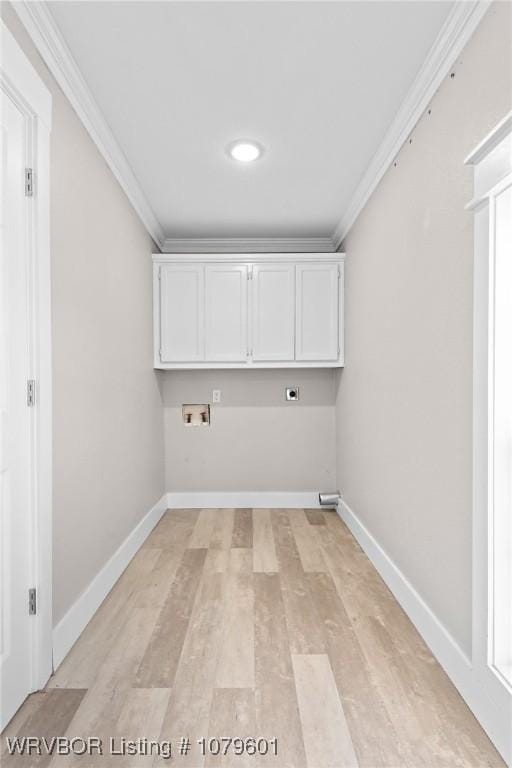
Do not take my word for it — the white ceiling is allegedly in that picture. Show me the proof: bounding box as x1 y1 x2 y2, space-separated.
47 1 454 246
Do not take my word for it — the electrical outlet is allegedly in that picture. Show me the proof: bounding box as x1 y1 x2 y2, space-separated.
212 389 221 403
286 386 299 401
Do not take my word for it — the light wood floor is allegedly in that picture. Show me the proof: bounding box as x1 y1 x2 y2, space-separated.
2 509 504 768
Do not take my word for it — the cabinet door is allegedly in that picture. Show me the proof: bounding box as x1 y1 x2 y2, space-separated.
160 264 204 362
252 264 295 361
205 264 248 361
296 263 339 361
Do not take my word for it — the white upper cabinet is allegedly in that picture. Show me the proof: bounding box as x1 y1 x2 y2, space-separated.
154 255 344 369
159 263 204 362
252 263 295 361
205 264 248 361
295 263 339 361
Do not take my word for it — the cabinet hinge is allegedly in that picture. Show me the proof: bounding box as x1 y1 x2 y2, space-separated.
158 268 161 281
25 168 34 197
337 264 341 279
27 379 36 407
28 588 37 615
247 269 253 280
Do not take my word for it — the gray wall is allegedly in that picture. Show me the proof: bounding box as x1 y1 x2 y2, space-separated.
2 5 165 626
162 369 336 491
335 1 512 655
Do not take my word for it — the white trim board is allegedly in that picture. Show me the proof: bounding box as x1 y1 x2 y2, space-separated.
466 115 512 767
52 494 167 670
1 19 53 702
153 252 345 264
331 0 492 247
337 498 510 763
0 18 51 129
167 491 324 509
161 237 336 254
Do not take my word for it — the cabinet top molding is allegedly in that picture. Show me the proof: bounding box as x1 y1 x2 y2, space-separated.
152 252 345 264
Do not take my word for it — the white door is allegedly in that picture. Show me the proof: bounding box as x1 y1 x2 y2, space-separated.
296 263 339 361
205 264 248 361
160 264 204 362
252 264 295 361
0 93 33 728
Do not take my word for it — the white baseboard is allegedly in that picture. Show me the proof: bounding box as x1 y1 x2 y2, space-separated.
52 493 168 670
166 491 322 509
337 498 510 764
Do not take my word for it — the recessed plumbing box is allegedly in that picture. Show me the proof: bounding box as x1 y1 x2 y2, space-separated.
182 404 210 426
286 386 300 401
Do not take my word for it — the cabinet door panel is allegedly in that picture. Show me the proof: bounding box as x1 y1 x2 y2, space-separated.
252 264 295 361
205 265 248 361
296 263 339 361
160 264 204 362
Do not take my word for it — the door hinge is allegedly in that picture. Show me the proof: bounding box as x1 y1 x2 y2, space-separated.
27 379 36 407
25 168 34 197
28 588 37 615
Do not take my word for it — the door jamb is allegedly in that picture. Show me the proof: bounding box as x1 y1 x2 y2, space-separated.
466 112 512 764
1 19 53 692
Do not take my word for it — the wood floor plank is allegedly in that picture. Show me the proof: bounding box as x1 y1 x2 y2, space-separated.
48 547 162 689
3 507 504 768
1 690 86 767
48 687 126 767
1 691 43 747
189 508 218 548
317 523 431 767
206 689 255 768
254 572 306 768
231 509 253 548
356 613 468 768
317 516 494 768
143 508 199 550
316 516 397 627
369 612 504 767
304 509 326 526
156 572 225 767
271 510 325 654
205 508 235 573
215 549 254 688
292 654 358 768
288 509 327 573
111 688 171 766
135 548 207 687
252 509 278 573
307 571 405 767
46 552 199 766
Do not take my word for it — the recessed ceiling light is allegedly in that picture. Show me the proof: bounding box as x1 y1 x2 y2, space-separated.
227 140 263 163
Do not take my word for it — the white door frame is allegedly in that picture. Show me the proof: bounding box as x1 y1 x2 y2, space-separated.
1 20 53 697
466 111 512 765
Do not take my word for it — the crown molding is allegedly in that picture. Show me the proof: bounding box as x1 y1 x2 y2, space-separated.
12 1 165 250
161 237 336 253
331 0 492 249
12 0 491 254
